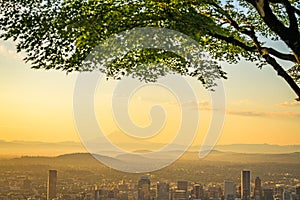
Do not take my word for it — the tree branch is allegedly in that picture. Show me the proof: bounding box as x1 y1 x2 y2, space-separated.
244 0 300 62
281 0 298 31
263 53 300 101
295 7 300 16
266 47 298 63
211 31 297 63
209 2 241 31
207 0 299 64
267 0 300 16
210 33 257 52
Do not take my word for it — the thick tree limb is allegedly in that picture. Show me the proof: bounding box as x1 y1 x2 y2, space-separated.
281 0 298 31
207 1 298 64
266 48 298 63
205 2 300 99
295 8 300 16
263 54 300 100
268 0 300 16
244 0 300 59
211 33 257 52
211 31 297 63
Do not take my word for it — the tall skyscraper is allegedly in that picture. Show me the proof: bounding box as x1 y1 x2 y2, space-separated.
254 177 262 200
224 180 235 200
208 185 222 199
282 190 292 200
177 181 188 200
274 184 284 200
241 170 251 200
194 183 204 200
157 182 169 200
173 190 187 200
295 186 300 200
262 188 274 200
177 181 188 191
47 170 57 200
138 176 150 200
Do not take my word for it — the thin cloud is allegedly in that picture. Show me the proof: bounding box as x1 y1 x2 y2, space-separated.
181 101 211 109
277 101 300 107
227 110 263 117
227 109 300 118
232 99 252 106
163 100 212 110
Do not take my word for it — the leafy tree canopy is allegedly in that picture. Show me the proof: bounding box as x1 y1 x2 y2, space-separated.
0 0 300 99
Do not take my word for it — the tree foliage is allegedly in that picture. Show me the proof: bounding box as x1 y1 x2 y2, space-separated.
0 0 300 99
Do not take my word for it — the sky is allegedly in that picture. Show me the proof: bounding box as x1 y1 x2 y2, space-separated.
0 38 300 151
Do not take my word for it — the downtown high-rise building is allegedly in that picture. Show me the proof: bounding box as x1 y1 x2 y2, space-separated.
254 177 262 200
172 189 187 200
274 184 284 200
177 181 188 200
47 170 57 200
138 176 151 200
241 170 251 200
177 181 188 191
224 180 235 200
262 188 274 200
295 186 300 200
282 190 292 200
208 185 223 199
194 183 204 200
157 182 169 200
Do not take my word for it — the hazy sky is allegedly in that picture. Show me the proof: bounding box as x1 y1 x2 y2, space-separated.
0 39 300 147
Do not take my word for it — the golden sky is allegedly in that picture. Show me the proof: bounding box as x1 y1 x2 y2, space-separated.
0 40 300 148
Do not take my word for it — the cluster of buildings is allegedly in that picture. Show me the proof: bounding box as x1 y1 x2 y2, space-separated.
42 169 300 200
133 170 300 200
0 169 299 200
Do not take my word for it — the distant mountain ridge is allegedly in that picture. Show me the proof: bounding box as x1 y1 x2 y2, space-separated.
2 151 299 165
214 143 300 154
0 140 300 157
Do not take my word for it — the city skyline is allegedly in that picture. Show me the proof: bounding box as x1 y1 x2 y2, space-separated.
0 147 298 199
1 167 299 200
